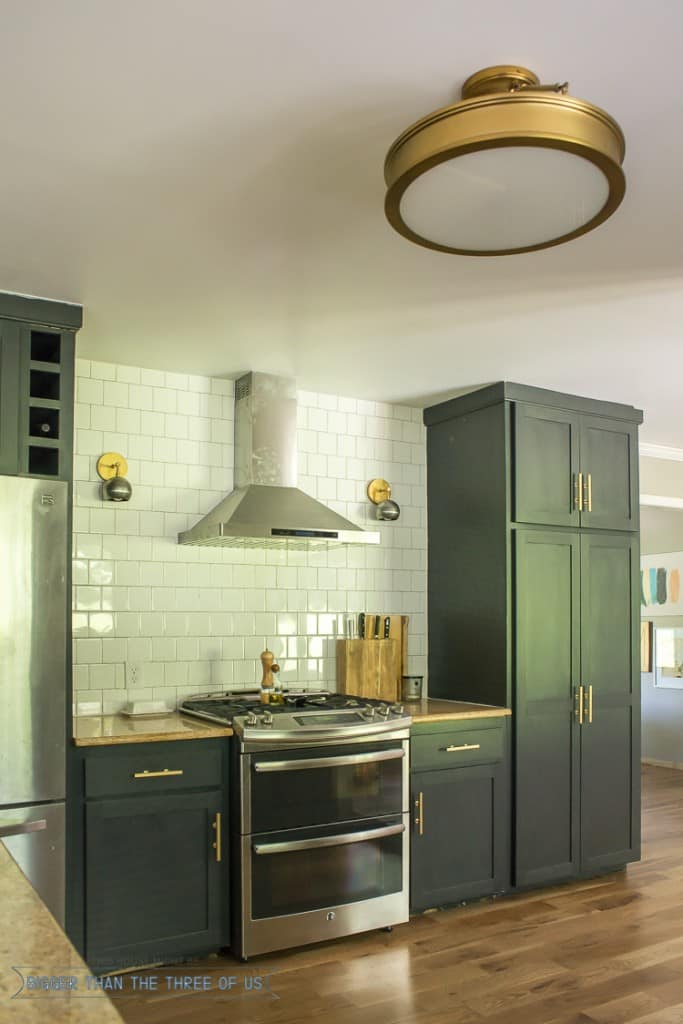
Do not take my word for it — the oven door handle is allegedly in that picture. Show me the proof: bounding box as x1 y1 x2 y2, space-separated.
252 822 405 855
252 749 404 773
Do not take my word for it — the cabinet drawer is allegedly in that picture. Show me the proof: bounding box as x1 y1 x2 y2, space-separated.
84 742 223 798
411 725 504 771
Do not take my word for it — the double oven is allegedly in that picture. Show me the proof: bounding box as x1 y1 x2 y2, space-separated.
233 723 410 959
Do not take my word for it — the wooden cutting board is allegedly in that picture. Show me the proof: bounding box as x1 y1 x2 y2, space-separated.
336 639 400 701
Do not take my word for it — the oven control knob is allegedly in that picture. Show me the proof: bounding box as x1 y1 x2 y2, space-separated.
390 704 404 715
261 711 274 726
245 712 258 727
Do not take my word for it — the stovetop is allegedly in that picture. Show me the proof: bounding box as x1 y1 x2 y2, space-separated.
179 690 411 745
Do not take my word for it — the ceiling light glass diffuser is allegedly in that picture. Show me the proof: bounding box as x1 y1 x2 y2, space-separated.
384 65 626 256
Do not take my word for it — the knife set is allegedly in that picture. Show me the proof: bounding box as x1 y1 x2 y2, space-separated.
354 613 391 640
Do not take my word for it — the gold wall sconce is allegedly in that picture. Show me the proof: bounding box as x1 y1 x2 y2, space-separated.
367 478 401 521
97 452 133 502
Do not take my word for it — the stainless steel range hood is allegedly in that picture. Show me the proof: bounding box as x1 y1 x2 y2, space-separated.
178 373 380 548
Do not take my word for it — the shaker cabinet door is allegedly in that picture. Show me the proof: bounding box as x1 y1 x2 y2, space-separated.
0 322 20 474
85 790 225 972
513 403 581 528
514 529 582 886
579 416 639 532
579 533 640 872
410 763 508 911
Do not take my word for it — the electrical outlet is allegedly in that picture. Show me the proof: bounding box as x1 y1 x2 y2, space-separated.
125 662 141 687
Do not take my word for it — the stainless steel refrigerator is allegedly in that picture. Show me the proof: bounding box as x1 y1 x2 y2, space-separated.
0 476 67 925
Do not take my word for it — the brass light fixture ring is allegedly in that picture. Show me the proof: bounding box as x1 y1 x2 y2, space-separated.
367 478 392 504
96 452 129 481
384 71 626 256
385 92 625 168
461 64 540 98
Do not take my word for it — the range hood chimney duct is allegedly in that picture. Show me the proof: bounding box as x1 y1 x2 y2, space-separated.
178 372 380 548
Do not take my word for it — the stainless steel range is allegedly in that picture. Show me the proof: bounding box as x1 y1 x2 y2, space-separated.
180 691 412 959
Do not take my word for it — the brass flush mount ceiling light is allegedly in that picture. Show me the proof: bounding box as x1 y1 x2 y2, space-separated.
384 65 626 255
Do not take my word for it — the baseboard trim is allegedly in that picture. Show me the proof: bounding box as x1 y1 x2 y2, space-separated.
640 494 683 509
642 758 683 770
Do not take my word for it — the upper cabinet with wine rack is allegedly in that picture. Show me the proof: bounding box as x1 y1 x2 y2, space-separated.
0 293 82 480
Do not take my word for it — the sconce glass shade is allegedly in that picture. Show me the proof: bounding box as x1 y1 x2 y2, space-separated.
377 499 401 521
103 475 132 502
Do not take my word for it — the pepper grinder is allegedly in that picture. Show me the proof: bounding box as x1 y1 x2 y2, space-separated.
259 649 280 705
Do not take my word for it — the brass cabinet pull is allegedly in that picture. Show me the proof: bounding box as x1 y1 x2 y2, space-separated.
441 743 481 753
212 812 222 862
573 472 583 511
576 685 584 725
587 685 593 724
582 472 593 512
414 792 424 836
133 769 184 779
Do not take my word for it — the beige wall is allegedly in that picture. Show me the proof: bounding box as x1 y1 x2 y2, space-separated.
639 456 683 765
641 507 683 554
640 455 683 499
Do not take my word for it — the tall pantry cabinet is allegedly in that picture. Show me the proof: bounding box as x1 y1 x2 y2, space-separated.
423 383 643 887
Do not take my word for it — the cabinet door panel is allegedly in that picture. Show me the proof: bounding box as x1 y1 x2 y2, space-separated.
515 529 581 886
411 762 508 911
514 404 580 528
580 416 638 531
0 323 20 474
580 533 640 871
86 790 224 971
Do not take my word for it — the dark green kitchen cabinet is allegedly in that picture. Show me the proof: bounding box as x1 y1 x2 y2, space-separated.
68 738 228 974
514 529 581 886
514 403 638 532
514 403 581 529
424 382 642 891
0 322 20 474
578 416 639 532
515 529 639 886
85 789 224 972
0 294 81 481
579 532 640 873
410 719 510 910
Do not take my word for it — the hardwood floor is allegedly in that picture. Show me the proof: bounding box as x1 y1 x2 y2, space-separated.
113 765 683 1024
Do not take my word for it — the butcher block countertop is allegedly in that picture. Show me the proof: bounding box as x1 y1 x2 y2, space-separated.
0 842 124 1022
72 701 508 745
73 711 232 746
409 699 511 724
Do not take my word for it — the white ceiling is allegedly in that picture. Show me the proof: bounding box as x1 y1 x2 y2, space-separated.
1 1 682 442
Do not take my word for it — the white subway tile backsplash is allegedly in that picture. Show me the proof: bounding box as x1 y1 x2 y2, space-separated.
72 363 427 708
76 638 102 664
77 378 104 406
114 365 139 385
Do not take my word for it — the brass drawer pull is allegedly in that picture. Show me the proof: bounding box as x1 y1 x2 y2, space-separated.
587 684 593 724
583 472 593 512
212 812 222 862
573 472 583 511
576 685 585 725
414 792 424 836
133 769 184 779
441 743 481 753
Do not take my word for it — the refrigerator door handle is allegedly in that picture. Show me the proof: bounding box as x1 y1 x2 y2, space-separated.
0 819 47 838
